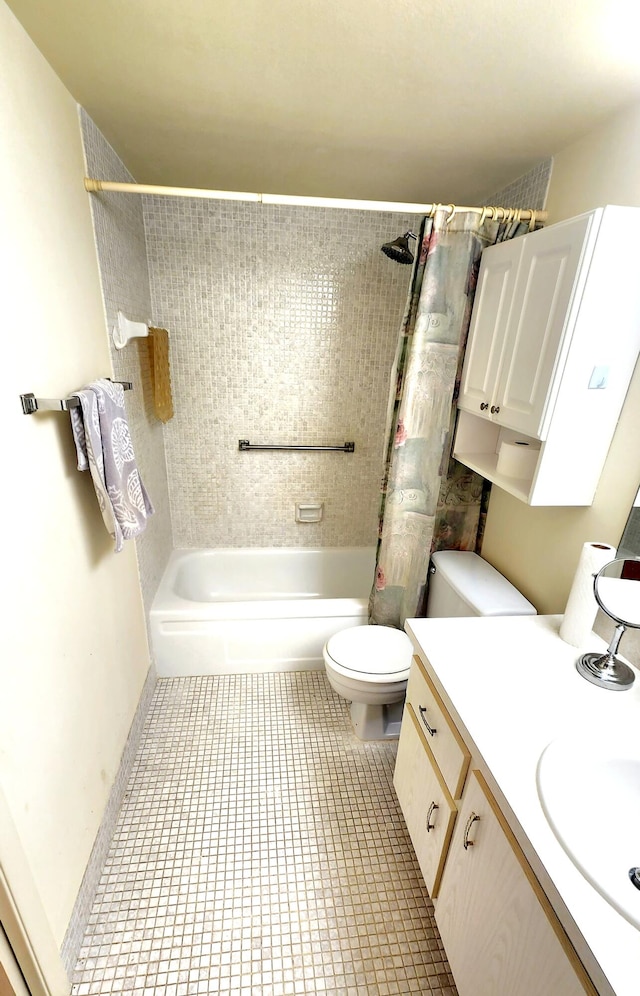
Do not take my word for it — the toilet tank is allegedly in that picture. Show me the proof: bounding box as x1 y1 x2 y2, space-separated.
425 551 536 618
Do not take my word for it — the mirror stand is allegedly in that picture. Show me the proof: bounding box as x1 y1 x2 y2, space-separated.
577 622 636 690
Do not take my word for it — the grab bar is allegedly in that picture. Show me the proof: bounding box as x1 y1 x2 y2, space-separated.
239 439 355 453
20 381 133 414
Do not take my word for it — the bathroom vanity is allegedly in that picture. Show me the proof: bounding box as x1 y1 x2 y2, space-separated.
396 614 640 996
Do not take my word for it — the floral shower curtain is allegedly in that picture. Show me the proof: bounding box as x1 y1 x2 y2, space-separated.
369 208 531 628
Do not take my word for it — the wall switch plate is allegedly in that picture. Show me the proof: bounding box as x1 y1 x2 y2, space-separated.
588 365 610 389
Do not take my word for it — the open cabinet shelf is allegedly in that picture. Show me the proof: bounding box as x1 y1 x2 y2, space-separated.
453 411 537 503
453 450 532 503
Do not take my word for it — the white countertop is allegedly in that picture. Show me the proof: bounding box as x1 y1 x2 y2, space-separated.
405 614 640 996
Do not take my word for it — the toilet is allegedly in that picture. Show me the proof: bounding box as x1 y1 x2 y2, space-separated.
323 550 536 740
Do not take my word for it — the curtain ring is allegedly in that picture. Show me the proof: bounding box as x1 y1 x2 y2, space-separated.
479 206 488 226
528 210 537 232
446 204 456 225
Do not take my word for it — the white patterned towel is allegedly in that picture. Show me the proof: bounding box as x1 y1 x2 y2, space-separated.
69 379 154 552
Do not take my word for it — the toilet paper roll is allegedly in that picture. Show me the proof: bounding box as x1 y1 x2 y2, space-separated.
559 541 617 648
496 439 540 478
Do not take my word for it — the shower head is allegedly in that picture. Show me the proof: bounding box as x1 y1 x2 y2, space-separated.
381 231 418 264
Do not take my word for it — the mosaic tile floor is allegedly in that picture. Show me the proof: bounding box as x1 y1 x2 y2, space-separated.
72 672 457 996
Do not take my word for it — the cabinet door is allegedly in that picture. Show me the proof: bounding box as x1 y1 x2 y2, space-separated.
435 770 594 996
394 706 457 898
458 238 523 418
495 213 595 438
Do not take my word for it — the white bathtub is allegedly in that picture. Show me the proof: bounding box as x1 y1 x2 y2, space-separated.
150 547 376 676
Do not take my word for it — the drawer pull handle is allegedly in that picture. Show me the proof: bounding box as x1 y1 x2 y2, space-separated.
490 405 500 414
426 801 439 832
463 812 480 850
418 705 437 737
480 402 489 411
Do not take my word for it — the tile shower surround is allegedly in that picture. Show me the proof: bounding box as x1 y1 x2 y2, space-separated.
482 159 552 213
80 110 173 622
72 671 457 996
143 198 415 548
80 100 550 555
143 159 551 550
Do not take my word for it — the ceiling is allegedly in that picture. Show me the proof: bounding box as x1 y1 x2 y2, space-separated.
7 0 640 203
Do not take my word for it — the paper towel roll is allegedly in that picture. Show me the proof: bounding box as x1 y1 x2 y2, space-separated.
559 542 617 648
496 439 540 478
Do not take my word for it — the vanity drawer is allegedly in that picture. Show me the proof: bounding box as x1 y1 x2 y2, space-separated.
406 655 470 800
394 704 457 898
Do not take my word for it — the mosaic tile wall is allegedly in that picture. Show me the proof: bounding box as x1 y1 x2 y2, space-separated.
81 111 172 620
482 158 553 212
143 198 414 548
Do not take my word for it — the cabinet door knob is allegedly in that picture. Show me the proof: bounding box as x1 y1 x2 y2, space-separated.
418 705 437 737
463 812 480 850
490 405 500 414
480 402 489 411
426 801 439 832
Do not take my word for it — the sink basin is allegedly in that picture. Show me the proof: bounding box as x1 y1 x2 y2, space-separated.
537 733 640 930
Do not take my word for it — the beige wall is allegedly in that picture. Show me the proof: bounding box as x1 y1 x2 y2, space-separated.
0 0 151 947
482 101 640 613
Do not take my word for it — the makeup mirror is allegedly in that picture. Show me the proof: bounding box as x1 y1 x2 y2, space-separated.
577 558 640 690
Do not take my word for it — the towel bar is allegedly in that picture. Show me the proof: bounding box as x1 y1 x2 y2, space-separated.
20 381 133 415
239 439 355 452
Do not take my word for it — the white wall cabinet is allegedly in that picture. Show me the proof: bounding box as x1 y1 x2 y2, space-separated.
454 206 640 505
394 656 597 996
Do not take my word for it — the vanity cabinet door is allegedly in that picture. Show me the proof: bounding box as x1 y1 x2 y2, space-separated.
394 705 456 898
435 770 595 996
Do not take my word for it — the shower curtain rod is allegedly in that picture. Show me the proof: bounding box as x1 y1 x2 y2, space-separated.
83 178 547 224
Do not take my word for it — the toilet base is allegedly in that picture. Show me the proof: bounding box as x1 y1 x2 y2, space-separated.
349 699 405 741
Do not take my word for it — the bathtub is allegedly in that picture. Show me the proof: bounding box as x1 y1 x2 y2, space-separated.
150 547 376 676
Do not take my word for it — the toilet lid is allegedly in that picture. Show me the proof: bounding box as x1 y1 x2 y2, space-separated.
326 625 413 676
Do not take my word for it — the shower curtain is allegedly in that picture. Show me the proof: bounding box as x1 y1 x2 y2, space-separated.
369 208 531 628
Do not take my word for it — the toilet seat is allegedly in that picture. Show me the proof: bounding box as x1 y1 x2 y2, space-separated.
324 625 413 682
